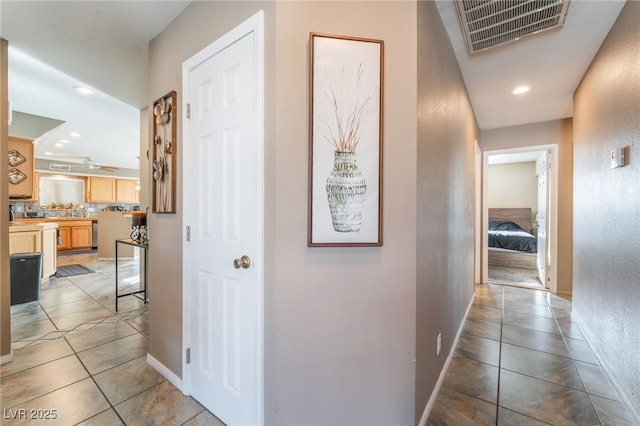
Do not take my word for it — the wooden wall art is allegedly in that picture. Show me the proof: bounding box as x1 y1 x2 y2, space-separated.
152 91 177 213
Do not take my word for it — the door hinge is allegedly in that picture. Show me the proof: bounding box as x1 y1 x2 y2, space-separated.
186 226 191 242
186 348 191 364
186 103 191 119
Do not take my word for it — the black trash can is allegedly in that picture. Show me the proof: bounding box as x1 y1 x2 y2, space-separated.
10 252 43 305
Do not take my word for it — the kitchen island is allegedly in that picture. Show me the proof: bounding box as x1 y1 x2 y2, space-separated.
97 212 134 259
9 222 58 280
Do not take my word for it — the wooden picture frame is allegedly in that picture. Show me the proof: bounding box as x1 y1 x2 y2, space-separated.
308 33 384 247
152 91 177 213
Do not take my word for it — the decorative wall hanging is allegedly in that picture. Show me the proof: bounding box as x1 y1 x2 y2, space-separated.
152 91 177 213
8 168 27 185
8 150 27 184
8 150 26 167
308 33 384 247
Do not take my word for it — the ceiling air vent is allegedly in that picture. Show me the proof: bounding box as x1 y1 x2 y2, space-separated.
455 0 570 54
49 163 72 172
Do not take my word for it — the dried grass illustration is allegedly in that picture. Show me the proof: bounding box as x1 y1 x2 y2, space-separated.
323 63 376 153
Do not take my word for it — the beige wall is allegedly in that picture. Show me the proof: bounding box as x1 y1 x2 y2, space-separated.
271 2 417 424
149 1 417 423
573 0 640 413
481 119 573 293
1 38 10 360
488 162 538 221
415 1 478 420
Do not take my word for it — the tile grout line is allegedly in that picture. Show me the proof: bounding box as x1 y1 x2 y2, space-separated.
545 294 607 426
493 284 563 426
65 325 159 426
494 285 504 425
10 309 148 349
67 333 129 426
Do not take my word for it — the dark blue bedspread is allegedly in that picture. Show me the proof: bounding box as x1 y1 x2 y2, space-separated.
488 220 537 253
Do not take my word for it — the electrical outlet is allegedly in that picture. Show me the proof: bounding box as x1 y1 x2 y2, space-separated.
436 333 442 356
16 206 23 212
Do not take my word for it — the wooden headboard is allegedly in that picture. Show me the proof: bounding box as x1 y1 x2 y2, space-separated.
489 208 532 232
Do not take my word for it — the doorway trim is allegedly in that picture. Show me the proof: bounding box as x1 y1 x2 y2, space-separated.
180 10 264 423
482 144 558 293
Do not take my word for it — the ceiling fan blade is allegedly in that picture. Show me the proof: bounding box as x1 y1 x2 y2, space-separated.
99 166 120 172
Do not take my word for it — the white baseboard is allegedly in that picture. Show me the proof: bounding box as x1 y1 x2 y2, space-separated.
1 351 14 365
418 292 476 426
146 353 184 393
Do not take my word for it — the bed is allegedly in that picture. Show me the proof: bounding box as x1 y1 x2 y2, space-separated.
488 208 537 270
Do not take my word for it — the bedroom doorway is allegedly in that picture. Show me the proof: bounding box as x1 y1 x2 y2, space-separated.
482 145 558 293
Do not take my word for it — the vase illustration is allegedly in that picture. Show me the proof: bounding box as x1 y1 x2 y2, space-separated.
326 151 367 232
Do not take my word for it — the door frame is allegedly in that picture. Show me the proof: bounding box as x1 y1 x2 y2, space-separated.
181 10 264 423
481 144 558 293
474 139 482 285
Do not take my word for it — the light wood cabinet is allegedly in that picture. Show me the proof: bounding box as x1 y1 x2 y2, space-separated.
8 137 35 199
116 179 138 203
87 177 116 202
57 226 72 250
41 226 58 278
31 172 40 201
9 229 41 253
71 224 92 248
57 220 93 251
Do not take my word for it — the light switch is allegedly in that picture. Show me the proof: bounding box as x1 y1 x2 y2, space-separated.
611 148 625 168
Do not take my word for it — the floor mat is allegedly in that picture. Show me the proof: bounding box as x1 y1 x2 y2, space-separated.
54 264 95 278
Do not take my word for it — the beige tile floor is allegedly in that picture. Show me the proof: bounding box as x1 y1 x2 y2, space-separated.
1 253 224 425
4 255 638 425
428 284 639 426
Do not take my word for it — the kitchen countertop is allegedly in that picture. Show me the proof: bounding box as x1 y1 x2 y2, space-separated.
9 222 58 231
14 217 95 222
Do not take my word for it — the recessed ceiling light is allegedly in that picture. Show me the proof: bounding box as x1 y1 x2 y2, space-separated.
68 132 81 138
59 139 71 144
74 86 94 95
512 86 530 95
44 151 53 156
54 143 64 148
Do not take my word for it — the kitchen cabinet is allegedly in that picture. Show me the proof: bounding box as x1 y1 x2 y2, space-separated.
31 172 40 201
57 220 93 251
41 226 58 278
9 229 41 253
87 176 116 202
116 179 138 203
71 224 92 248
57 226 71 250
8 137 35 199
9 222 58 280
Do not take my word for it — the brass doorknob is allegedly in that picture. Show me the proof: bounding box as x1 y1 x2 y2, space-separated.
233 255 251 269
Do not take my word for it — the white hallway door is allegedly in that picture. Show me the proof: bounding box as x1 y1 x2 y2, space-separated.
183 12 263 426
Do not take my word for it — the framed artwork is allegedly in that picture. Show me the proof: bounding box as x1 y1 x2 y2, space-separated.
308 33 384 247
152 91 177 213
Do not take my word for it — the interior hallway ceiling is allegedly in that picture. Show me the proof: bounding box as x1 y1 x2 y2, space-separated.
0 0 627 170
